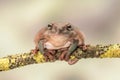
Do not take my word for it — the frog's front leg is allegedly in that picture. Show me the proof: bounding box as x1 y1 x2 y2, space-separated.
38 40 45 54
65 39 79 61
59 39 79 64
31 40 45 54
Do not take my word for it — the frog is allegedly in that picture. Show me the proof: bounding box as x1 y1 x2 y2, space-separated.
32 22 86 65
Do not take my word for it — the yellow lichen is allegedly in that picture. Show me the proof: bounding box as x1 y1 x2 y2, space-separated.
70 55 76 60
11 58 16 63
22 54 27 59
100 44 120 58
33 51 45 63
0 58 9 71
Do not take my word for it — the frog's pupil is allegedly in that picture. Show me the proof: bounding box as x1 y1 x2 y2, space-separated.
67 25 72 31
48 24 52 30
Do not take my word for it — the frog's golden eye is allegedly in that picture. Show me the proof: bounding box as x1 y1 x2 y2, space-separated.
47 24 53 30
66 25 73 31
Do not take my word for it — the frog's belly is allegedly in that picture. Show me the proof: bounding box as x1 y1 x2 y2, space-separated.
44 41 71 49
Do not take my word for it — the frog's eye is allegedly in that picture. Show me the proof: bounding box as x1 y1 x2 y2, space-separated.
66 25 73 31
47 24 53 30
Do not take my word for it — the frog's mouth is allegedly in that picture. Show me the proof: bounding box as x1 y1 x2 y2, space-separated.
44 41 71 49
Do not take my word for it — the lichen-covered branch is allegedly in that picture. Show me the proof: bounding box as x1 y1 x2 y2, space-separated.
0 44 120 71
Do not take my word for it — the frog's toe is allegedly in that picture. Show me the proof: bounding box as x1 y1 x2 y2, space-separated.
59 50 67 60
68 58 79 65
31 49 38 54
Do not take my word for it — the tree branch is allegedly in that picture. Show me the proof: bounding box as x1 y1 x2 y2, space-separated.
0 44 120 71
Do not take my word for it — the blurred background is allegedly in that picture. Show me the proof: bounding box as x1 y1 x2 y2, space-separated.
0 0 120 80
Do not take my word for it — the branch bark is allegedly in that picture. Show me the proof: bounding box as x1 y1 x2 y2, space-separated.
0 44 120 71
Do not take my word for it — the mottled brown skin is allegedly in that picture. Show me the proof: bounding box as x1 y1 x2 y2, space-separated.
32 23 85 65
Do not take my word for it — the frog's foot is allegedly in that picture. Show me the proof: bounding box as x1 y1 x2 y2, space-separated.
44 50 55 62
79 44 87 51
64 54 71 61
48 50 56 55
31 48 39 54
68 58 79 65
59 50 68 60
44 53 53 61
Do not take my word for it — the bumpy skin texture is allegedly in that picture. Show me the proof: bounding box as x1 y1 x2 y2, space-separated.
32 23 85 65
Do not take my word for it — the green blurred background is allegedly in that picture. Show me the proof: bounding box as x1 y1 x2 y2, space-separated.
0 0 120 80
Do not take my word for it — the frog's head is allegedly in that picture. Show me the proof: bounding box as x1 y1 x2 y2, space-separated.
46 23 75 36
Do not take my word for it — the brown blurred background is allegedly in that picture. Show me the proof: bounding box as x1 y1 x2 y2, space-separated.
0 0 120 80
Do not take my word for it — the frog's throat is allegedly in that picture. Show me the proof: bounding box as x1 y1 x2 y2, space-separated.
44 41 71 49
